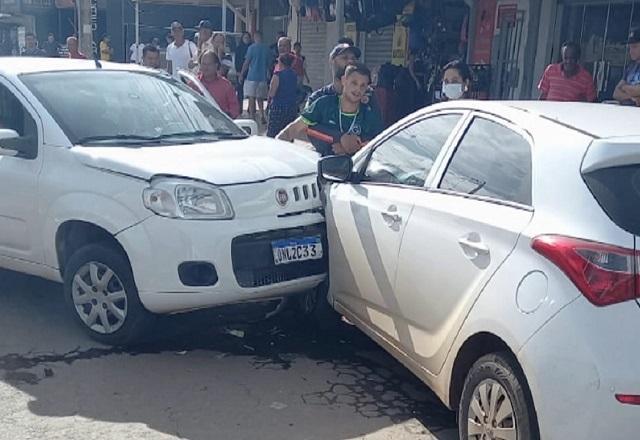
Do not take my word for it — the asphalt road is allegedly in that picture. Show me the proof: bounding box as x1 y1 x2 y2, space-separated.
0 269 459 440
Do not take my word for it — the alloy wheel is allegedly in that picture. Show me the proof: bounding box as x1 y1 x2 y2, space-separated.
71 261 128 334
467 379 517 440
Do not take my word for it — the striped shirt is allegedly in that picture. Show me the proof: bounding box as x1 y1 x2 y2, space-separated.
538 63 597 102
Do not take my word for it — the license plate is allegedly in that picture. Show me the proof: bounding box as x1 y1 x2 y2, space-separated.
272 236 323 265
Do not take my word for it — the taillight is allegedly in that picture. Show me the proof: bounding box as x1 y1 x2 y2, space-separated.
532 235 639 307
615 394 640 405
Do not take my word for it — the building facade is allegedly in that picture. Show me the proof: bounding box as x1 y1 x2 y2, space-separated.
465 0 640 100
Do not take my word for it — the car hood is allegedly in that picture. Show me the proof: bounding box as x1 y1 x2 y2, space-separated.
71 137 320 185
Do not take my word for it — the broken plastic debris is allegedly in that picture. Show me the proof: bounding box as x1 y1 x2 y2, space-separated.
175 350 188 355
270 401 288 410
225 329 245 338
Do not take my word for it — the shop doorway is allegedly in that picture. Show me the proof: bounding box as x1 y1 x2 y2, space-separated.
559 1 640 101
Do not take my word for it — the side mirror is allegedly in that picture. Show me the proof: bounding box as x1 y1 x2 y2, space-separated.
234 119 258 135
0 129 20 157
318 155 353 184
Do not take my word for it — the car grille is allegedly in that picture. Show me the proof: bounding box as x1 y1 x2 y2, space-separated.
231 224 327 288
291 182 319 202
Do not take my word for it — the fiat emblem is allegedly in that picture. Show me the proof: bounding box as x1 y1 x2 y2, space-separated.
275 189 289 207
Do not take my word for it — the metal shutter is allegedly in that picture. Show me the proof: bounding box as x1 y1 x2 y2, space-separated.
300 20 328 91
363 25 394 71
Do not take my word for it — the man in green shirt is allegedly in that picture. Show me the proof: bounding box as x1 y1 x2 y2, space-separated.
277 63 383 156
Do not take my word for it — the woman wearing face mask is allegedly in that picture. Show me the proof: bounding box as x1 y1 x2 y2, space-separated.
441 60 472 101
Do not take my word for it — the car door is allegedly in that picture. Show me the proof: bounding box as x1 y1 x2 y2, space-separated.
393 114 535 375
327 112 466 342
0 78 44 264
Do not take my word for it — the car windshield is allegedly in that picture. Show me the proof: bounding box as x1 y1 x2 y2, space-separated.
20 70 247 146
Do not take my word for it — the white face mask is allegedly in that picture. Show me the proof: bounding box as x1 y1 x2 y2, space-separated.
443 83 465 100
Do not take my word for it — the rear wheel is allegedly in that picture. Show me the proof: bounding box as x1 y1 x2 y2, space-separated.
459 352 539 440
63 243 153 345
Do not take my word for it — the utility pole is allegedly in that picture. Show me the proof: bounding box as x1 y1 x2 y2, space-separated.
134 0 140 62
77 0 93 56
336 0 345 40
222 0 228 34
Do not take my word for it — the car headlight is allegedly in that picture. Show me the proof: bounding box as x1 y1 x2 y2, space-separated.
143 178 234 220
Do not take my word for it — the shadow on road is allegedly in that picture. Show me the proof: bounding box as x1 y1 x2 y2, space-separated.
0 269 457 440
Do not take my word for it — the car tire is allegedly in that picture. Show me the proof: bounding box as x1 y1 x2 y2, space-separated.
458 352 539 440
63 243 153 345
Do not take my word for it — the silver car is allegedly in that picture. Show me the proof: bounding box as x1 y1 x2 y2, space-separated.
319 101 640 440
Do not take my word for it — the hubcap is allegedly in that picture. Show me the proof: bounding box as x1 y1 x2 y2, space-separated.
71 262 127 334
467 379 516 440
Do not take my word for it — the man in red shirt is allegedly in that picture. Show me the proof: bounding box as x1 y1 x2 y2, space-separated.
197 50 240 119
273 37 304 83
538 42 597 102
66 36 87 59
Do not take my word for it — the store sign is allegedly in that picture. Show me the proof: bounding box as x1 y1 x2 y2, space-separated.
392 16 408 66
471 0 497 64
91 0 98 56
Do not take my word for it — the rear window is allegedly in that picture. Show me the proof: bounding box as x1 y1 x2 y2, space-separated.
583 165 640 235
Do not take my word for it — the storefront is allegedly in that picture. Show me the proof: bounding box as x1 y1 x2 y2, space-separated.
555 1 640 100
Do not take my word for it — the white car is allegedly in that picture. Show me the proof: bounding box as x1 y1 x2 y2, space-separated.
318 100 640 439
0 58 326 344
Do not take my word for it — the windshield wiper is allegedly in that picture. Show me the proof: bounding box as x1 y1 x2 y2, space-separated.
158 130 248 140
75 134 166 145
76 130 248 146
210 130 249 139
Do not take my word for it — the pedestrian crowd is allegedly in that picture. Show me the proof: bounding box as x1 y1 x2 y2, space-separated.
12 21 640 158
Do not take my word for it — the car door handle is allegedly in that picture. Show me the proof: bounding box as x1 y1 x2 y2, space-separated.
458 235 490 258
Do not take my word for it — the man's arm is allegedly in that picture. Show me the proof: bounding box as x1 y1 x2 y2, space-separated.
622 83 640 98
538 70 550 100
277 117 309 142
303 60 310 84
268 73 280 99
614 79 631 102
239 57 251 82
226 82 241 119
166 46 173 74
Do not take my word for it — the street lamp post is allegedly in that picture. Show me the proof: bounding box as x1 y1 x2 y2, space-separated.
134 0 140 63
77 0 93 56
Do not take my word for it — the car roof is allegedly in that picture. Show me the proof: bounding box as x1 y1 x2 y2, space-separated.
0 56 153 76
431 100 640 139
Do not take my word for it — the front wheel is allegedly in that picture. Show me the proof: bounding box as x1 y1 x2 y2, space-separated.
63 243 153 345
459 352 539 440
